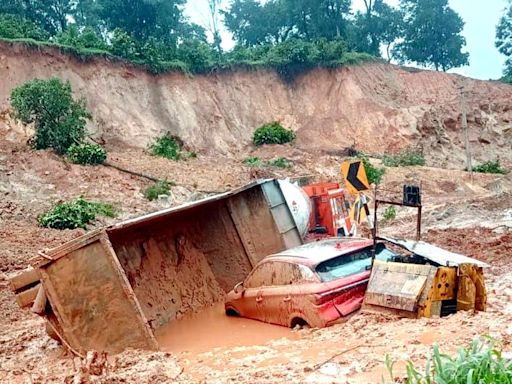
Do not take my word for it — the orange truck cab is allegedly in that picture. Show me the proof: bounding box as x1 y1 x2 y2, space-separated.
302 182 352 238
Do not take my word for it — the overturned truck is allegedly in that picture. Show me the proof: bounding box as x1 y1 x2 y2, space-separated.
10 180 307 354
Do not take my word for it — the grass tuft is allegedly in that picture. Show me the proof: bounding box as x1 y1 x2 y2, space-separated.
472 159 508 174
143 180 174 201
385 338 512 384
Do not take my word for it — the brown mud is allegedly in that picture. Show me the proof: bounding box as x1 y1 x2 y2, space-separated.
156 303 299 354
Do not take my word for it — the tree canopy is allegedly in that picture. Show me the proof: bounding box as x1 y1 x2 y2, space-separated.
0 0 471 75
395 0 469 71
10 78 91 154
496 0 512 81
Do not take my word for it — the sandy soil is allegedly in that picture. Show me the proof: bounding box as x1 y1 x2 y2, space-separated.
2 41 512 169
1 123 512 383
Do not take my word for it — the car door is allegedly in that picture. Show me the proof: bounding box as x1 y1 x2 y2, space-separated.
258 262 290 325
241 262 274 323
261 262 318 326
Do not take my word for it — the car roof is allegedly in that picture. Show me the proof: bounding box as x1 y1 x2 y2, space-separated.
263 238 374 267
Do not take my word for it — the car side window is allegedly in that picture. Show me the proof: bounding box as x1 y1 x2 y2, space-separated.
245 262 319 288
298 264 318 283
245 263 274 288
272 263 318 285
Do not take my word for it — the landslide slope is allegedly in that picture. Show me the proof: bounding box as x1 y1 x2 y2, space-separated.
1 42 512 167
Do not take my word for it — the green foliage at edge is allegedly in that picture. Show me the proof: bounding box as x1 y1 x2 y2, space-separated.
356 153 385 185
0 36 376 78
385 338 512 384
38 197 115 230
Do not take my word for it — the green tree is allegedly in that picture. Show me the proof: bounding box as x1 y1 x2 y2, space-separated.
206 0 223 56
496 0 512 81
0 13 49 40
96 0 187 44
350 0 403 59
378 3 404 61
223 0 352 47
223 0 288 46
110 28 139 60
55 25 107 50
396 0 469 71
177 39 215 72
286 0 351 41
10 78 91 154
0 0 78 35
73 0 105 33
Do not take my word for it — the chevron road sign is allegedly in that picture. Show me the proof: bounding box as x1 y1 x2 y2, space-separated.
341 160 370 195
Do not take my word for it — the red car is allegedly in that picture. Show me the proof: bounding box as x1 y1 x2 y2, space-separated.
225 238 377 328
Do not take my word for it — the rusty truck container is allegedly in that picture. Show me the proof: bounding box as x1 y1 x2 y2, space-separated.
16 179 303 354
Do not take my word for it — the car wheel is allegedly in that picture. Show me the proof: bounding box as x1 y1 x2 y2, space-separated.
225 307 240 317
290 317 309 329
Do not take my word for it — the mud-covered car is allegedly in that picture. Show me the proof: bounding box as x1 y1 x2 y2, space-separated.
225 238 382 328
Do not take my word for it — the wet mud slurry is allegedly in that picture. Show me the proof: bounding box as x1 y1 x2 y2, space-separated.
155 303 300 354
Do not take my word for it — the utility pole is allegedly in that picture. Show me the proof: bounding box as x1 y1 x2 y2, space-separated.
459 82 473 182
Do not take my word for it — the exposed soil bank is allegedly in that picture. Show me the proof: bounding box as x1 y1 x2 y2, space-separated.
1 41 512 167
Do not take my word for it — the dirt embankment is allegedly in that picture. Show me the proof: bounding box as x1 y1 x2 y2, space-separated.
1 41 512 167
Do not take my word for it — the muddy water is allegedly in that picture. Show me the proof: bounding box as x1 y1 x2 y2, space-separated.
156 303 300 354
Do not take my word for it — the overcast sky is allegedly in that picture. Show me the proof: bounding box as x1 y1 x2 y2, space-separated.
185 0 508 80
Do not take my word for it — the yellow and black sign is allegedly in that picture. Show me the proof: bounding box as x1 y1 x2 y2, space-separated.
349 194 372 225
341 160 370 195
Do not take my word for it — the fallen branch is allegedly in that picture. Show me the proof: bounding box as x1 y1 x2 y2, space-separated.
312 343 385 371
171 366 184 380
104 162 159 182
104 162 224 195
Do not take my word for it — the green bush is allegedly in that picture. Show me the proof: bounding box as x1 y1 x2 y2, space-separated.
244 156 262 167
10 78 91 154
38 197 115 230
386 339 512 384
383 149 426 167
55 25 107 51
176 39 215 73
357 153 385 185
253 122 296 146
144 180 174 201
67 143 107 165
150 134 182 160
382 206 396 222
472 159 508 174
267 157 291 168
138 37 169 74
266 38 320 82
0 14 48 40
110 28 139 60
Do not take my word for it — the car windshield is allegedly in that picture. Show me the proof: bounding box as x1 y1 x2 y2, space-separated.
375 245 397 262
315 247 373 282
